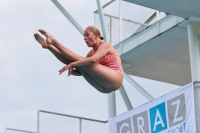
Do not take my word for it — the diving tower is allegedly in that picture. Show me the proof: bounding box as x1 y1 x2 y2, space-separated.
50 0 200 132
114 0 200 132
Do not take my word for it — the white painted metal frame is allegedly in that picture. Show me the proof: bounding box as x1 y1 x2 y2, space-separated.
5 128 36 133
187 22 200 81
187 21 200 132
103 13 149 26
119 0 122 42
37 110 108 133
156 10 160 22
96 0 108 41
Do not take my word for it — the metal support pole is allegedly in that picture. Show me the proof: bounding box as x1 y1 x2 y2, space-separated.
193 82 200 133
37 110 40 133
187 21 200 81
108 91 116 118
119 0 122 42
187 21 200 132
96 0 116 118
5 128 36 133
51 0 84 34
119 85 133 110
110 16 112 43
79 119 82 133
156 10 160 22
103 13 148 26
124 73 154 101
96 0 108 41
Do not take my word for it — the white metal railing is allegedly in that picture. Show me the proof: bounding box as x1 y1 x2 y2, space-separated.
104 13 149 26
5 128 36 133
37 110 108 133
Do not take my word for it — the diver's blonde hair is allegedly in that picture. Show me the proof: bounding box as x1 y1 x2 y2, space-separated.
86 26 104 40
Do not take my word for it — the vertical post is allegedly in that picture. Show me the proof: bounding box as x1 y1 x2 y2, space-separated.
119 85 133 110
110 16 112 43
108 91 116 118
156 10 160 22
96 0 116 118
79 119 82 133
187 21 200 132
193 82 200 132
119 0 122 42
187 21 200 81
96 0 108 41
37 110 40 133
119 0 123 54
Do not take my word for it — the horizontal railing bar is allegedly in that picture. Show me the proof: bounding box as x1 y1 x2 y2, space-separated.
38 110 108 123
6 128 36 133
103 13 149 26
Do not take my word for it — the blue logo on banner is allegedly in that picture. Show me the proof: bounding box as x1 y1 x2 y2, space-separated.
150 102 167 133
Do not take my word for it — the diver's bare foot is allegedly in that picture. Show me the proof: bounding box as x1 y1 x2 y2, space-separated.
34 33 49 49
38 29 54 44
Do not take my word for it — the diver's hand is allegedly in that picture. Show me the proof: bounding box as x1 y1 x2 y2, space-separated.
59 63 74 76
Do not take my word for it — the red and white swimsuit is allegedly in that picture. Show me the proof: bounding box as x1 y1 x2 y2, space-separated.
97 53 124 73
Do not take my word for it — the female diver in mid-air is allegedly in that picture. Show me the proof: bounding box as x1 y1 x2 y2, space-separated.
34 26 123 93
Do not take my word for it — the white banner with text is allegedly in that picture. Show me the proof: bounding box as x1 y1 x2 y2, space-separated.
109 83 196 133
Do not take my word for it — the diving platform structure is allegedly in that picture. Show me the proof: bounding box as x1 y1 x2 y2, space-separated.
5 0 200 132
116 0 200 132
50 0 200 132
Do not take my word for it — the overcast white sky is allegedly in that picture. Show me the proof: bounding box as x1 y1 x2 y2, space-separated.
0 0 180 132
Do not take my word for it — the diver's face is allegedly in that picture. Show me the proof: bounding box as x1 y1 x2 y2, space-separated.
84 29 97 47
